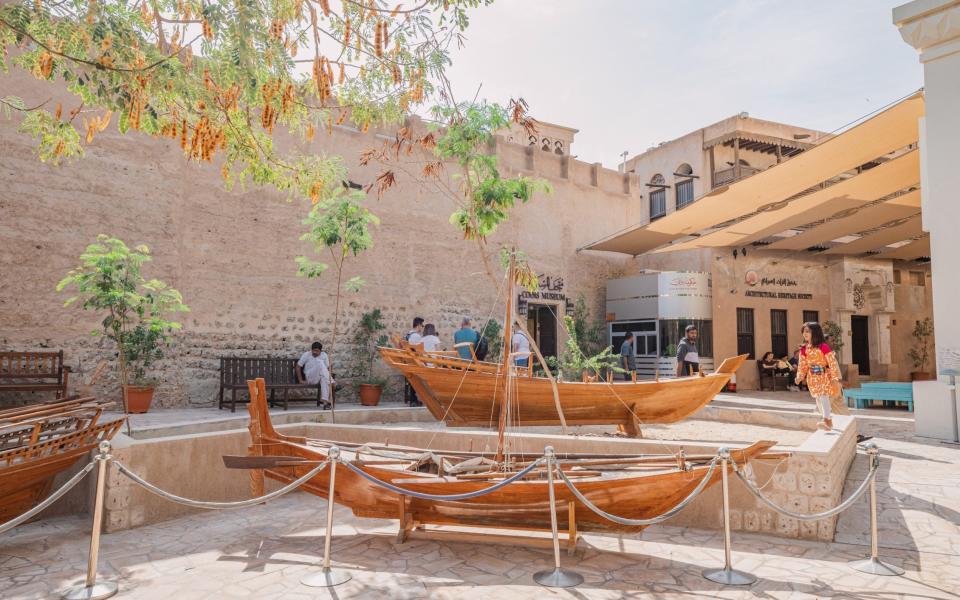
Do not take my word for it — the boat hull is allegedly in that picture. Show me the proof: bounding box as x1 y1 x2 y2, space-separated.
245 378 774 536
0 417 124 522
382 350 747 433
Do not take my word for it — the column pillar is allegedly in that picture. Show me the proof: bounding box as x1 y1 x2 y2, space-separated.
895 1 960 378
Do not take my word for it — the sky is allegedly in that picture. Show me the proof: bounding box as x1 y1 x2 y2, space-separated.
442 0 924 167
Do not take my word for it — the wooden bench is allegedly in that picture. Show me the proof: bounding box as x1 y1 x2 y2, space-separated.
843 382 913 411
219 357 328 412
757 360 790 391
0 351 71 399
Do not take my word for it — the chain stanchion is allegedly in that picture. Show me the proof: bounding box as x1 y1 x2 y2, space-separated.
301 446 352 588
62 441 118 600
533 446 583 589
849 443 904 576
702 447 756 586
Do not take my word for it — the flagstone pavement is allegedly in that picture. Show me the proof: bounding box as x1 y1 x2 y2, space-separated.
2 404 959 599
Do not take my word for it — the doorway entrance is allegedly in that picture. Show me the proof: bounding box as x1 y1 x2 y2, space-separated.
526 304 558 360
851 315 870 376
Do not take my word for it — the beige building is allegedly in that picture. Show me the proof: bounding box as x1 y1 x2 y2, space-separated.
589 96 934 390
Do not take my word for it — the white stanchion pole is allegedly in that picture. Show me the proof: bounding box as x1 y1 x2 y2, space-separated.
702 447 756 586
301 447 352 587
849 443 904 576
62 441 118 600
533 446 584 588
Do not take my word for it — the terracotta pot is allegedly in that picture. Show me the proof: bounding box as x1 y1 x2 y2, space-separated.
358 383 382 406
125 385 155 413
910 372 933 381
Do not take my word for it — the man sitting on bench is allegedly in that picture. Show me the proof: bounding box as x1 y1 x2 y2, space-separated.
297 342 334 406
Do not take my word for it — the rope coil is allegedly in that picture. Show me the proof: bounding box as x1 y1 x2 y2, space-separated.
0 461 96 535
556 457 721 527
731 453 879 522
115 460 329 510
339 456 546 501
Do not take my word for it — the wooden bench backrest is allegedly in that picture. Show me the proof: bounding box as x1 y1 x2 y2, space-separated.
0 351 64 380
220 357 300 385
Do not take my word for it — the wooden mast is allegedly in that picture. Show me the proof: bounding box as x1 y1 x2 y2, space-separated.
494 251 516 465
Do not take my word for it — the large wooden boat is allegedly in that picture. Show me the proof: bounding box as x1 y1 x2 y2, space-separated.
0 398 124 522
380 347 746 435
243 376 778 542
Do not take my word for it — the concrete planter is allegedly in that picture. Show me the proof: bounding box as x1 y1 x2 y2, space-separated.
910 371 933 381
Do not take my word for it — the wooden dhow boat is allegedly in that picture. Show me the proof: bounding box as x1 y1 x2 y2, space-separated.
0 398 124 522
379 253 745 436
380 347 745 436
241 376 778 543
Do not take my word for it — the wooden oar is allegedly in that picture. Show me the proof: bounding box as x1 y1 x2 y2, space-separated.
222 455 326 469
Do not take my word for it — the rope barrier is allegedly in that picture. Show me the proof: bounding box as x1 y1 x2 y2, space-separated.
115 460 329 510
0 461 96 535
339 456 546 501
556 457 721 527
732 451 879 521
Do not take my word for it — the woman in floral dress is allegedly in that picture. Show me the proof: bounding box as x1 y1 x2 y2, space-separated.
795 322 842 431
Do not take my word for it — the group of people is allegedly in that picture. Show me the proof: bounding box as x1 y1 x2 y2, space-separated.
618 324 702 380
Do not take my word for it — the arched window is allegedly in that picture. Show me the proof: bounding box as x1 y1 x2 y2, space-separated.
528 135 537 146
541 137 551 152
675 163 695 209
649 174 667 220
554 140 564 155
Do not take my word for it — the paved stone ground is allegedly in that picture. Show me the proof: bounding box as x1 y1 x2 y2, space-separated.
2 398 958 599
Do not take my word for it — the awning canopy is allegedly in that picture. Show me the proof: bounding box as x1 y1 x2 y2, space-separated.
582 93 924 257
821 215 923 254
764 188 921 251
874 235 930 260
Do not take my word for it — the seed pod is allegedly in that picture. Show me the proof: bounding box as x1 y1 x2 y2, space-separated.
344 18 351 49
338 62 345 84
319 0 330 16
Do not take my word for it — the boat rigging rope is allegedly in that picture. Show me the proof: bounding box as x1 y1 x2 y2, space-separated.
423 267 509 452
540 303 684 463
555 457 720 527
339 456 546 501
0 461 95 534
115 460 329 510
731 452 879 521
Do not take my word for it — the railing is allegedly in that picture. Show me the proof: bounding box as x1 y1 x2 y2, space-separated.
1 440 903 597
713 166 761 188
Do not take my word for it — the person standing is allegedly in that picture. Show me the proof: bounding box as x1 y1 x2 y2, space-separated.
453 317 480 360
297 341 334 406
795 322 842 431
420 324 442 352
675 324 700 377
619 332 636 380
512 329 531 368
406 317 425 345
404 317 424 406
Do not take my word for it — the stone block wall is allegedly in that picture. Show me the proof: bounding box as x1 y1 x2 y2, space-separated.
0 68 633 408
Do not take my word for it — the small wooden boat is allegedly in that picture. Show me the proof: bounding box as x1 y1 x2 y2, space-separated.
380 252 744 436
243 377 777 542
381 347 745 435
0 398 124 522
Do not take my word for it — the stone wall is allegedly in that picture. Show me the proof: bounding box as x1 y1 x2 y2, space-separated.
0 68 634 408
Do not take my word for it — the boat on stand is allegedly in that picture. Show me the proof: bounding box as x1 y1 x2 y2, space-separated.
234 253 778 546
0 397 124 522
379 253 745 437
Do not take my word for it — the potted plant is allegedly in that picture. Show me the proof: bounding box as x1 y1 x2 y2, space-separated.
352 308 388 406
57 235 188 414
908 317 934 381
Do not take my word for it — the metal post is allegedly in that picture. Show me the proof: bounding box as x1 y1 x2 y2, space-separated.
62 442 118 600
534 446 583 588
850 443 904 576
702 447 756 586
301 446 352 587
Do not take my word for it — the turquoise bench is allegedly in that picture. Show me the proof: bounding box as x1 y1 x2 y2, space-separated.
843 382 913 411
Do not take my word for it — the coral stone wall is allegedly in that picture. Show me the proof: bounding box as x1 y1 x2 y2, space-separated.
0 69 636 408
